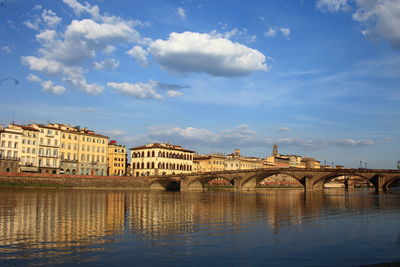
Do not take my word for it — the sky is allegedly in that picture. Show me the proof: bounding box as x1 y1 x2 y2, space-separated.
0 0 399 169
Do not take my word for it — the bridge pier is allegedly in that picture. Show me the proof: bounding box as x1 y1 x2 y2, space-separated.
304 176 314 191
376 175 386 192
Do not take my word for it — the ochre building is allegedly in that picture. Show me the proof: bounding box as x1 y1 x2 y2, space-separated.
108 140 126 176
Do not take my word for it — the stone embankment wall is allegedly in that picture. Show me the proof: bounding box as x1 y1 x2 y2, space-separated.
0 172 149 189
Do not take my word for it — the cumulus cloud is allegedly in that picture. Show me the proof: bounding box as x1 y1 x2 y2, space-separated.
27 74 66 94
265 27 277 37
93 58 119 70
265 27 291 38
62 0 101 20
353 0 400 49
333 139 376 147
149 31 268 76
316 0 350 12
177 7 186 19
126 46 149 66
42 9 62 28
22 0 145 95
108 81 164 100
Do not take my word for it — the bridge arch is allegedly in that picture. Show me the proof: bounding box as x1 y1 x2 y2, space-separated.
312 173 373 190
241 171 303 191
383 175 400 191
149 178 180 190
187 175 234 191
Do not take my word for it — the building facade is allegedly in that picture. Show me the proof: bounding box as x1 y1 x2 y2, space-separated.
10 124 39 172
108 141 126 176
130 143 194 177
0 125 22 172
193 154 226 173
48 123 108 176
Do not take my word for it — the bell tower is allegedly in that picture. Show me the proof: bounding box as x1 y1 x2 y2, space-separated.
272 144 279 156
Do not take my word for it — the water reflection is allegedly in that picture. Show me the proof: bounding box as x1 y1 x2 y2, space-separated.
0 188 399 265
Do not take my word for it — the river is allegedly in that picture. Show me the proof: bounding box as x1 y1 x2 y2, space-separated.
0 187 399 266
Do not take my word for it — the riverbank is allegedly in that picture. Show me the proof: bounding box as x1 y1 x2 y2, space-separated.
0 172 149 189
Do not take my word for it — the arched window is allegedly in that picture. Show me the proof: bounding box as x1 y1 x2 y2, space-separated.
147 151 150 157
146 162 150 169
166 163 169 169
151 162 154 168
152 151 155 157
158 162 162 168
158 151 162 157
132 163 135 169
141 162 144 169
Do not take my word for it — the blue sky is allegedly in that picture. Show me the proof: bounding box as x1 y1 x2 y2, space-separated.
0 0 399 168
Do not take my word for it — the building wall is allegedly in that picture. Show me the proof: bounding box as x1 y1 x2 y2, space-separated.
0 127 22 162
194 154 226 172
33 125 61 174
108 143 126 176
131 144 194 176
60 130 79 174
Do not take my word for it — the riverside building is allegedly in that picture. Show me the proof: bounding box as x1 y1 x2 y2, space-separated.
47 123 109 176
0 124 22 172
130 143 194 176
108 140 126 176
9 124 39 173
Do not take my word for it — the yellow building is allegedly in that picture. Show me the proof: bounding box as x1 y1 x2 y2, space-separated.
9 124 40 172
47 123 109 176
0 124 22 172
193 154 226 172
225 149 264 171
29 124 61 174
130 143 194 176
108 141 126 176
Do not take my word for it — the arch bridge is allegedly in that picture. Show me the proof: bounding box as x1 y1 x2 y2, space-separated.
146 168 400 192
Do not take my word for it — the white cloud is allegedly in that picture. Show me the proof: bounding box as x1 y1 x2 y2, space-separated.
149 31 268 76
353 0 400 49
64 75 103 94
62 0 101 20
41 80 66 94
27 74 42 82
316 0 350 12
27 74 66 94
22 0 147 95
1 46 12 53
177 7 186 19
104 129 127 137
265 27 291 39
24 16 41 30
167 90 183 97
41 9 62 28
103 45 116 55
108 81 163 100
33 5 42 11
280 28 291 39
265 27 277 37
278 127 291 132
126 46 149 66
93 58 119 70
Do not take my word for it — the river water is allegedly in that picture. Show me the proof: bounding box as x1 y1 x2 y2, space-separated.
0 188 399 266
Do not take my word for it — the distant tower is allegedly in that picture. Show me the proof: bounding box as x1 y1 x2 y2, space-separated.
272 144 279 156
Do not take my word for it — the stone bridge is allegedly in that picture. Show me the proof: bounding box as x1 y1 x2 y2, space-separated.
146 168 400 192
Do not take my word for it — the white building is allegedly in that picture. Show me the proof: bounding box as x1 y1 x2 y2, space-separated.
130 143 195 176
